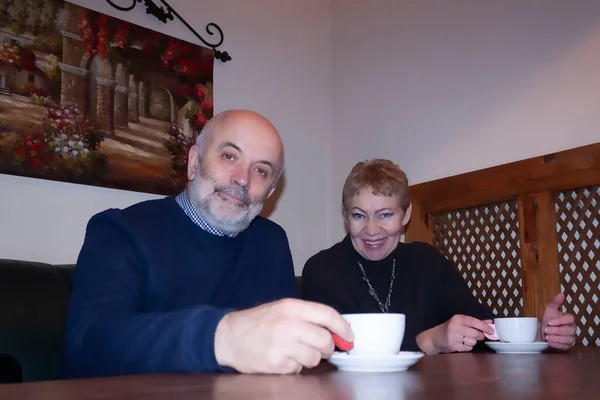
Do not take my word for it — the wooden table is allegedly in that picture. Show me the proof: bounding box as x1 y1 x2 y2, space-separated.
1 347 598 399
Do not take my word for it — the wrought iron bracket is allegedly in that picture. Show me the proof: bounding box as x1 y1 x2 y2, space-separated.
106 0 231 62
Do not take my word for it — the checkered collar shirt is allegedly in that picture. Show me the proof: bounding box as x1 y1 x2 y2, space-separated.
175 190 238 238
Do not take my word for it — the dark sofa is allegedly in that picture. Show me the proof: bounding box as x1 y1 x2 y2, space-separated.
0 258 303 384
0 259 74 383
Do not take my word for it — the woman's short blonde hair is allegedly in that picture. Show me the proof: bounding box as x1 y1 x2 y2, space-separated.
342 159 410 214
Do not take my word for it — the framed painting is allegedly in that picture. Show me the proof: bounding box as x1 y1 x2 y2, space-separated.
0 0 214 195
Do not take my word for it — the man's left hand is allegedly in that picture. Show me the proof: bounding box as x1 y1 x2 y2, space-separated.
541 292 577 350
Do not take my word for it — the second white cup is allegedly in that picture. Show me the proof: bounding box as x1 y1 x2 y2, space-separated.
493 317 539 343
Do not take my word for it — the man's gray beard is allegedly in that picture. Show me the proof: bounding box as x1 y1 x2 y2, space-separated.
188 175 265 235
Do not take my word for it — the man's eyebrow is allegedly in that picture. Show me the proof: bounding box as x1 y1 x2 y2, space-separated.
219 141 242 152
219 141 275 170
256 160 274 169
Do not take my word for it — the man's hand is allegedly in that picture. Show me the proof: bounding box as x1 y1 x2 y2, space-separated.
214 298 353 374
417 314 494 355
541 292 577 350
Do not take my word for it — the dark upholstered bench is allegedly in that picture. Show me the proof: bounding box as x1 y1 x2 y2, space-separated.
0 258 302 383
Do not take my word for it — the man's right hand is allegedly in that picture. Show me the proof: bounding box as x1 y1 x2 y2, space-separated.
214 298 353 374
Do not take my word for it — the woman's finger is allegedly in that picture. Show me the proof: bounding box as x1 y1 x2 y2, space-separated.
456 326 487 342
461 336 478 347
547 341 573 351
545 334 576 346
454 342 475 352
547 314 576 326
458 315 495 335
545 325 576 337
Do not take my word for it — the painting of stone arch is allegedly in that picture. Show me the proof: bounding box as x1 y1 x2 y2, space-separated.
0 0 214 194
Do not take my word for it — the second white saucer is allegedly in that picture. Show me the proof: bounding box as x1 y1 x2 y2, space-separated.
485 341 549 354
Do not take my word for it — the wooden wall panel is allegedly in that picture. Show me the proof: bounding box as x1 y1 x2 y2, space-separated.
405 200 432 245
410 143 600 214
432 201 524 317
555 185 600 346
518 192 561 320
406 142 599 341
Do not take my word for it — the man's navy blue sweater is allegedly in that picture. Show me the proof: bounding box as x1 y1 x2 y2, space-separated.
63 196 298 378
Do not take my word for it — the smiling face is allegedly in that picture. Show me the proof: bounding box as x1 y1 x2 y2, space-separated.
186 110 284 234
341 159 412 260
346 188 412 261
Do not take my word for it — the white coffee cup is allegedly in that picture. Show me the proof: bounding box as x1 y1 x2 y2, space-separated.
493 317 539 343
342 313 405 356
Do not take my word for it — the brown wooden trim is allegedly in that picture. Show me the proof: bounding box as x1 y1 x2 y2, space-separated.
518 192 561 319
410 142 600 213
405 200 432 244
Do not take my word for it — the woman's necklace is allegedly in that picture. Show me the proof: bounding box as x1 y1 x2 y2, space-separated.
356 258 396 313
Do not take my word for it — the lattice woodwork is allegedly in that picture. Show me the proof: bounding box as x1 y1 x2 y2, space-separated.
432 201 524 317
555 185 600 346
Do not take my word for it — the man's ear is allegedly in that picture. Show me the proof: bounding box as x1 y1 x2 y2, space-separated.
402 202 413 226
187 145 199 181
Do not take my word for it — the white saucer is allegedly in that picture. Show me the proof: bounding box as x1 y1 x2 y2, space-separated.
485 341 549 354
327 351 425 372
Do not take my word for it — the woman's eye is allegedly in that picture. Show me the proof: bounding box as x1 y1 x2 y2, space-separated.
223 153 234 161
351 213 365 220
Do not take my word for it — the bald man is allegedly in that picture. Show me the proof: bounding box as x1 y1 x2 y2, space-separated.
64 110 352 378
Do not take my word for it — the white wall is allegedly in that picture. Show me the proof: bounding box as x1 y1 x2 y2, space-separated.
0 0 332 274
3 0 600 274
329 0 600 243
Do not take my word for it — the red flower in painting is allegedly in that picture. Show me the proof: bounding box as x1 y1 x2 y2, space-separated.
161 41 176 68
142 32 161 55
96 15 108 59
78 9 95 56
191 113 208 128
114 23 129 49
198 56 213 73
78 9 89 32
15 131 51 170
177 42 191 54
193 85 206 103
20 49 36 71
164 123 192 187
26 85 50 98
202 98 213 110
174 59 195 77
83 25 94 56
176 85 189 98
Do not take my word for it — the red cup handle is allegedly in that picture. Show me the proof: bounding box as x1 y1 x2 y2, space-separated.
332 333 354 351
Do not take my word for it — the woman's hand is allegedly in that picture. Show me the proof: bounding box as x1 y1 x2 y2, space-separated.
416 314 495 355
541 293 577 350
